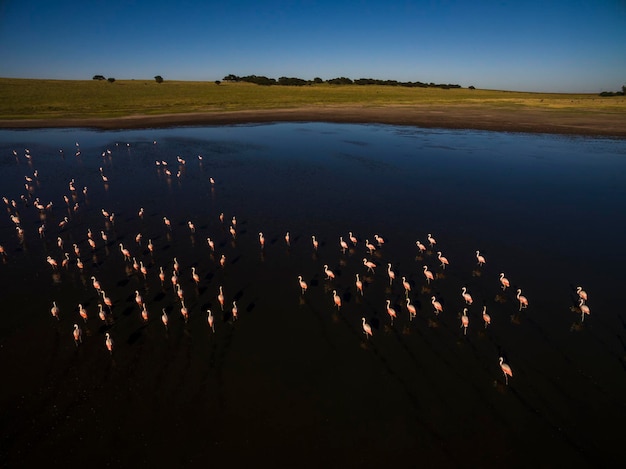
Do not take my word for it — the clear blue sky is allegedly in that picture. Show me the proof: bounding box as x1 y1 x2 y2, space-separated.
0 0 624 93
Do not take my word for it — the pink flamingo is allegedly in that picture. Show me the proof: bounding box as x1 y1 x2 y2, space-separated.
386 300 397 325
516 289 528 311
298 276 308 295
431 296 443 315
461 287 473 305
499 357 513 385
355 274 363 296
362 317 373 338
406 298 416 321
482 306 491 328
423 265 434 284
461 308 469 335
499 273 510 290
437 251 449 269
579 299 590 322
476 250 486 266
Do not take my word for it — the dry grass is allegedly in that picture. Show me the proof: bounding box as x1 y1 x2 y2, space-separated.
0 78 624 120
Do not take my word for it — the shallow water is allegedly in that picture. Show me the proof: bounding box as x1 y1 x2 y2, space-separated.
1 123 625 467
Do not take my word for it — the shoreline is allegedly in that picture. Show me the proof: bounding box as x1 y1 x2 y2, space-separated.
1 105 625 137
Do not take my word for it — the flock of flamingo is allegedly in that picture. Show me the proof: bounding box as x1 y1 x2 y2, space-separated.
1 143 593 387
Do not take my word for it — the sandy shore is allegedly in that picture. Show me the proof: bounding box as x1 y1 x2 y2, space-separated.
1 105 625 137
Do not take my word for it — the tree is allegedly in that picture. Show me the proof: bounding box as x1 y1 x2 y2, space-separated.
107 77 116 83
215 80 221 85
154 75 164 83
92 75 105 81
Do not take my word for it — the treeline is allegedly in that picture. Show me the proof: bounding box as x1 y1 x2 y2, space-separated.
599 85 625 97
222 74 462 89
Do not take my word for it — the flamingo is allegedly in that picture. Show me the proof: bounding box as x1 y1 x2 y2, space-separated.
576 286 588 302
423 265 434 284
363 258 376 273
207 309 215 332
76 257 84 271
105 333 114 354
51 301 60 320
579 299 590 322
284 232 290 247
499 273 510 290
173 257 179 274
73 324 82 345
140 261 147 278
431 296 443 315
258 232 265 249
461 287 473 305
476 250 486 266
298 275 308 295
135 233 142 245
402 276 411 297
188 221 196 233
461 308 469 335
406 298 416 321
161 308 169 330
132 257 140 272
415 240 426 254
374 234 385 247
362 317 372 338
229 225 236 239
387 263 396 285
207 237 215 251
349 231 358 246
231 301 238 321
163 217 171 230
148 239 154 254
482 306 491 328
218 286 225 311
176 284 184 301
135 290 143 308
78 304 88 323
499 357 513 385
101 291 112 309
91 276 101 292
427 233 436 247
386 299 397 325
340 236 348 254
141 304 149 322
192 267 200 286
323 264 335 281
119 243 131 261
516 289 529 311
437 251 449 269
332 290 341 310
181 300 189 323
220 254 226 268
355 274 363 296
98 304 107 322
365 239 376 254
46 256 58 269
311 235 318 251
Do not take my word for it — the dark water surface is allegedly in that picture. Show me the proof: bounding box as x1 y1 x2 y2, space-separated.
1 123 625 467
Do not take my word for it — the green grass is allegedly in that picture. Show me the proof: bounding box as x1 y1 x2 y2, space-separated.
0 78 624 120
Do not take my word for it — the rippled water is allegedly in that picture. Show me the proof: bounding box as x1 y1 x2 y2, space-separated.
1 123 625 467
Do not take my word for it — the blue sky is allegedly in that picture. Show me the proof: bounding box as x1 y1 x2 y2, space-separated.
0 0 624 92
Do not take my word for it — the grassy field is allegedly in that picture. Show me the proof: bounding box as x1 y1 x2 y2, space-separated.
0 77 624 120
